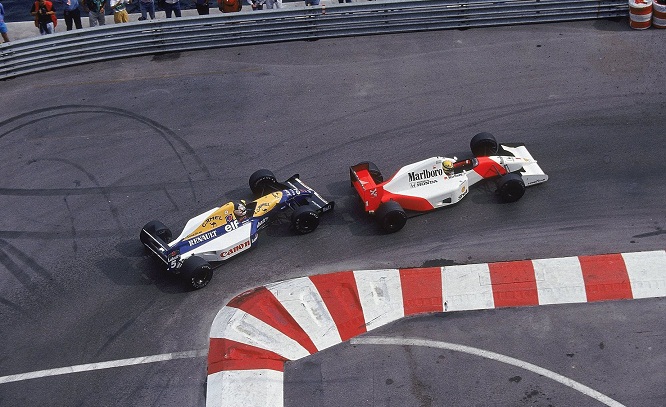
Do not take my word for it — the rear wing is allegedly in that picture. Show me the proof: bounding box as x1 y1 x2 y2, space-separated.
349 163 382 213
284 175 335 215
499 143 549 187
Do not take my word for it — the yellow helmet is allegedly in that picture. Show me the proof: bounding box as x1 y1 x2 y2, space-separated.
442 160 454 175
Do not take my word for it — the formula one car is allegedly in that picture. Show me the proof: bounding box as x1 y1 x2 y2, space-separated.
140 170 334 289
350 132 548 233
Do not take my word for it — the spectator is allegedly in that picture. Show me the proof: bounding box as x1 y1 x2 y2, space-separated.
304 0 319 5
138 0 155 20
83 0 106 26
218 0 241 12
265 0 281 9
31 0 57 35
247 0 264 10
164 0 181 17
58 0 83 30
193 0 208 14
109 0 129 22
0 1 9 43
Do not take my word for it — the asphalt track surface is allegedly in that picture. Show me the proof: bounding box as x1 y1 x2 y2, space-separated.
0 19 664 407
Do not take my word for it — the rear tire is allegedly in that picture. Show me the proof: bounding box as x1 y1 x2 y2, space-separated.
497 173 525 203
375 201 407 233
249 169 277 196
140 220 172 246
180 256 213 290
291 205 320 234
470 132 498 157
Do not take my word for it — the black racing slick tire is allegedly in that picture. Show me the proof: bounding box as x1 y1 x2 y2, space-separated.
496 173 526 203
180 256 213 290
470 132 499 157
375 201 407 233
140 220 172 246
249 169 277 196
291 205 320 235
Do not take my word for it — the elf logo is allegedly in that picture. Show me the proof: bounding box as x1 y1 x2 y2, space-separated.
224 220 240 232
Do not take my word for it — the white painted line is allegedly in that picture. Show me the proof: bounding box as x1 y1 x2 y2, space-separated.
351 336 626 407
622 251 666 299
0 350 207 385
533 257 587 305
353 269 405 331
206 369 284 407
265 277 342 352
442 264 495 311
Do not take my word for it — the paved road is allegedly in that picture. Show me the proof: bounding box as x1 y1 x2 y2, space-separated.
0 18 664 406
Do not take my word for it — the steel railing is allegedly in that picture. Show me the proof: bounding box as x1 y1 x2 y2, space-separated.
0 0 629 80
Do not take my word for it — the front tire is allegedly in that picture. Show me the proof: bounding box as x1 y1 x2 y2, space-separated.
496 173 525 203
180 256 213 290
470 132 498 157
291 205 320 234
375 201 407 233
249 169 277 196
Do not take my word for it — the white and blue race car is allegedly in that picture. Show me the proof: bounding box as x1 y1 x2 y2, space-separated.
140 170 334 289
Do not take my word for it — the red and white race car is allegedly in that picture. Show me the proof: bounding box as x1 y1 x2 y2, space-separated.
349 133 548 233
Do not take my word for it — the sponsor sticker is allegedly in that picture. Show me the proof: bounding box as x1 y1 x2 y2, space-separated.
220 240 251 258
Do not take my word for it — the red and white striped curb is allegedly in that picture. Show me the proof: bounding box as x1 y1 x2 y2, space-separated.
206 250 666 407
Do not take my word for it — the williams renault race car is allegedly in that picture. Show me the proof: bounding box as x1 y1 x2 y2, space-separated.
140 170 334 289
350 132 548 233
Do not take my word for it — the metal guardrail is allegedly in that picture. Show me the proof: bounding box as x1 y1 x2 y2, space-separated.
0 0 629 80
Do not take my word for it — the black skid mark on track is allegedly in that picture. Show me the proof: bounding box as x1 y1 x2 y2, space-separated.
0 104 211 202
0 239 58 301
63 196 78 253
32 157 124 232
93 297 158 358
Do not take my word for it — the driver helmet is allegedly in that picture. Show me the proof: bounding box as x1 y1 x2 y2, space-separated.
442 160 454 176
234 200 247 218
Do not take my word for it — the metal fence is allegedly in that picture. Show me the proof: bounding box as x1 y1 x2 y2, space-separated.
0 0 629 80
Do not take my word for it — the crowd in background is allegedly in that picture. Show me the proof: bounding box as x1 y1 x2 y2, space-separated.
0 0 355 41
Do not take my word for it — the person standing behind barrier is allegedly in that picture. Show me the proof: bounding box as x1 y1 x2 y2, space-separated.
218 0 241 12
0 2 9 43
137 0 155 20
304 0 319 5
265 0 281 9
193 0 209 14
164 0 181 17
58 0 83 30
246 0 263 10
31 0 57 34
109 0 129 22
83 0 105 26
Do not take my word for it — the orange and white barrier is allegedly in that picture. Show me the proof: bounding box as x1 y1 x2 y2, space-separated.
629 0 653 29
653 0 666 28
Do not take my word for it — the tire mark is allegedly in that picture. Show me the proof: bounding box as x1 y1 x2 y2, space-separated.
0 239 53 295
0 181 198 196
31 157 123 232
0 295 28 318
0 105 211 202
63 196 78 254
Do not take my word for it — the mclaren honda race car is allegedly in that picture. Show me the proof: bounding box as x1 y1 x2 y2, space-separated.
140 170 334 289
350 132 548 233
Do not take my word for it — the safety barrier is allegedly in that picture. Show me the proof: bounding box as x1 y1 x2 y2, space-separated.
653 0 666 27
629 0 653 28
0 0 629 80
